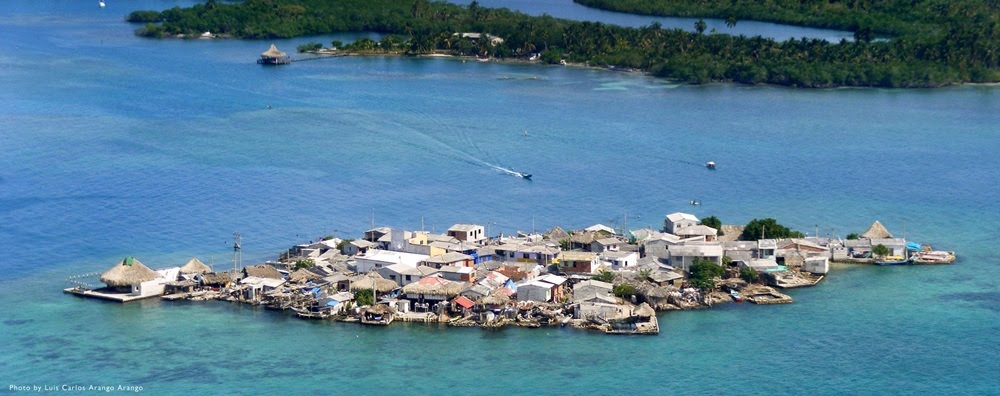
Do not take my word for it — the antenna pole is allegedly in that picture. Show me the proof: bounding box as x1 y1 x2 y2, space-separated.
233 232 242 275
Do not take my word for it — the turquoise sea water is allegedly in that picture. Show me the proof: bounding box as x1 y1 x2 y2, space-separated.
1 1 998 394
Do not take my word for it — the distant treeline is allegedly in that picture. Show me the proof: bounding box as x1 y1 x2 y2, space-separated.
127 0 1000 88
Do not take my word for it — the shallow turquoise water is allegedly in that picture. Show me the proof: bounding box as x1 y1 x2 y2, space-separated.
0 1 998 394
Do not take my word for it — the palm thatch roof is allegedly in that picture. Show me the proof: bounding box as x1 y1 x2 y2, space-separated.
100 257 160 287
349 272 397 293
200 272 232 286
479 292 510 305
644 286 673 299
861 220 893 239
402 276 463 297
243 265 282 280
635 303 656 318
179 257 211 274
261 44 287 58
544 226 569 241
364 304 395 315
289 268 321 283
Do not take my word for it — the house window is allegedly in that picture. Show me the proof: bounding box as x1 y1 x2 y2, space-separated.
405 275 412 281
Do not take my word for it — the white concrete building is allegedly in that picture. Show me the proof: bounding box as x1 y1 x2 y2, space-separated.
668 244 724 272
354 250 429 273
516 280 553 302
601 251 638 270
665 212 699 235
447 224 486 242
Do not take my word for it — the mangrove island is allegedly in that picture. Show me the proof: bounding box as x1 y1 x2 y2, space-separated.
127 0 1000 88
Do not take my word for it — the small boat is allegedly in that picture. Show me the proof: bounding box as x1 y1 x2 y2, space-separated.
514 171 532 180
913 251 956 264
689 199 701 206
706 161 717 170
98 0 105 7
730 290 743 303
875 256 913 266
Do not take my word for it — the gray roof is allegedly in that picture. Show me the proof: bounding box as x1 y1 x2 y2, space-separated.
573 279 612 291
677 225 718 236
669 244 724 257
416 265 439 276
600 250 636 259
666 212 698 222
351 240 377 248
425 252 473 264
383 263 422 276
448 224 483 232
594 237 621 246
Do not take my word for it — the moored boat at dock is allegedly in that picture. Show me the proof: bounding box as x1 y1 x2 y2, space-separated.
874 256 913 266
913 251 956 264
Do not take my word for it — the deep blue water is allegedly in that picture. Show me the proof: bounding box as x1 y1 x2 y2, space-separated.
0 1 998 395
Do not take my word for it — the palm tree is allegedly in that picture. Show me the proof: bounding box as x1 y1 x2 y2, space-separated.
725 16 738 29
695 19 707 35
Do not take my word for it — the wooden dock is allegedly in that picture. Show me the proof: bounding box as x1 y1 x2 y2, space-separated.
63 287 159 303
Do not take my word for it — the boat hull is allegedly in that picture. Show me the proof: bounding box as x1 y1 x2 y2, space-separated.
875 258 913 265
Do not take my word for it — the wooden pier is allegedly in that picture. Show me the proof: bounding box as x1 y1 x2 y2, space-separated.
63 287 158 303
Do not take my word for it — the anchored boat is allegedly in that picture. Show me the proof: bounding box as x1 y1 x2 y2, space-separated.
875 256 913 265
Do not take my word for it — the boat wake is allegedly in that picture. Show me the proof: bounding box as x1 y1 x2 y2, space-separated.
493 166 532 180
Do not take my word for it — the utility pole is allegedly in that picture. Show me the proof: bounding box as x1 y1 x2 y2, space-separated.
233 232 242 275
623 210 628 236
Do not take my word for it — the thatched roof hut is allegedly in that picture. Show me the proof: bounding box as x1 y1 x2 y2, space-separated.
861 220 893 239
402 276 463 297
480 292 510 306
179 257 211 275
289 268 321 283
635 303 656 318
644 286 673 299
544 226 569 241
200 272 232 286
261 44 287 58
364 304 395 315
100 257 160 287
349 272 397 293
243 265 282 280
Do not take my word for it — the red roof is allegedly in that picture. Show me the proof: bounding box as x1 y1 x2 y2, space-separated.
453 296 474 309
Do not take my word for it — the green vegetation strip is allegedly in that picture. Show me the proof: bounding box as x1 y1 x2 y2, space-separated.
128 0 999 87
